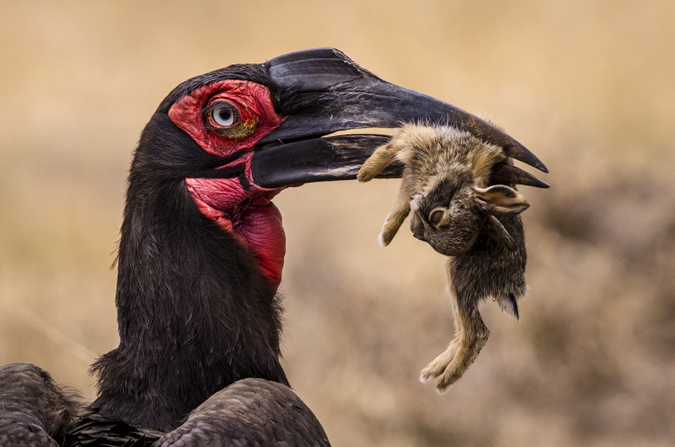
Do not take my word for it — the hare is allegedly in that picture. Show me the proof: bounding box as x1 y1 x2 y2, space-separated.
358 124 547 391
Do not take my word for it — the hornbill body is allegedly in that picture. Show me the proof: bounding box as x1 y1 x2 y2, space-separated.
0 48 546 446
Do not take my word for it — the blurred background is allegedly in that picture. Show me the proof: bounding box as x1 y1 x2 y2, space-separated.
1 0 673 445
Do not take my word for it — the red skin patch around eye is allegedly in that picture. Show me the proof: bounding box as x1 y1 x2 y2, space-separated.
169 80 281 156
169 80 287 290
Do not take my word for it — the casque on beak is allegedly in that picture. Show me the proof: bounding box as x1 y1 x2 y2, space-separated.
250 47 548 189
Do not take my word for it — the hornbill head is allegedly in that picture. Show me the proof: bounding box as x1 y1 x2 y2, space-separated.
138 47 546 290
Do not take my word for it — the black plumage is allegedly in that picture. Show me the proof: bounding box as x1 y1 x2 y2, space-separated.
0 363 80 447
154 379 329 447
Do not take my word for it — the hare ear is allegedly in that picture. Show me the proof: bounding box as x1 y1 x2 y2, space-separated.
484 215 515 251
473 185 530 215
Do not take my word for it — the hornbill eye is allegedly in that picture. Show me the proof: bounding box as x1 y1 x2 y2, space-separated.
203 100 258 141
211 103 238 127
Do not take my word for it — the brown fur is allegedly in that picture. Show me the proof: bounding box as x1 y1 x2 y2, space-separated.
358 124 530 391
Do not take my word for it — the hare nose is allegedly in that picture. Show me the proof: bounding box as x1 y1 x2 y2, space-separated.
412 229 425 241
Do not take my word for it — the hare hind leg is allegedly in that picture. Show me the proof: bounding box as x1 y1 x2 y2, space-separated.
420 284 489 392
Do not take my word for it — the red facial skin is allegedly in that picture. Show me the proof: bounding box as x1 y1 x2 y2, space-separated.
168 80 286 290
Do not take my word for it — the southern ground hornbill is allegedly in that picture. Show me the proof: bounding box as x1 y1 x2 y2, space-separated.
0 48 546 446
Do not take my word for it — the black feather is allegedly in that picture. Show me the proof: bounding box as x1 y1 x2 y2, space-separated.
0 363 82 447
65 414 162 447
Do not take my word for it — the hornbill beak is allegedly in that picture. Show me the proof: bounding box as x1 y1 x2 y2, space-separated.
250 48 548 189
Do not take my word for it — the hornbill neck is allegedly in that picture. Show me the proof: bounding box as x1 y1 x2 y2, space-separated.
89 120 287 432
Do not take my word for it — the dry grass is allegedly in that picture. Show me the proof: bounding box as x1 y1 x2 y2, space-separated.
1 1 674 445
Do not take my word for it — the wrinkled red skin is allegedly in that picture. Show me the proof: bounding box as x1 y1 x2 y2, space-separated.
169 80 286 290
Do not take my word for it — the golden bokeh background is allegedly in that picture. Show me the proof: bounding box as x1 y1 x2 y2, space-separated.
1 1 674 445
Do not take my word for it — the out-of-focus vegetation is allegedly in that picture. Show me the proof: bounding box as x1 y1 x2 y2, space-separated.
1 1 673 445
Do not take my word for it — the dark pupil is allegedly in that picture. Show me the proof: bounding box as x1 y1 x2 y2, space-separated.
218 108 233 123
429 210 444 225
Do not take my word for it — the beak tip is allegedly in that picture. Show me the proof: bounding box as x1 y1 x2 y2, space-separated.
504 143 549 174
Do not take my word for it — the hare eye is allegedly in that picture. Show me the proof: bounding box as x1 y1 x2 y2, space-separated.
429 209 445 225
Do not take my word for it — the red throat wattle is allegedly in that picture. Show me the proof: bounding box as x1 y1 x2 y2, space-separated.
168 80 286 290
